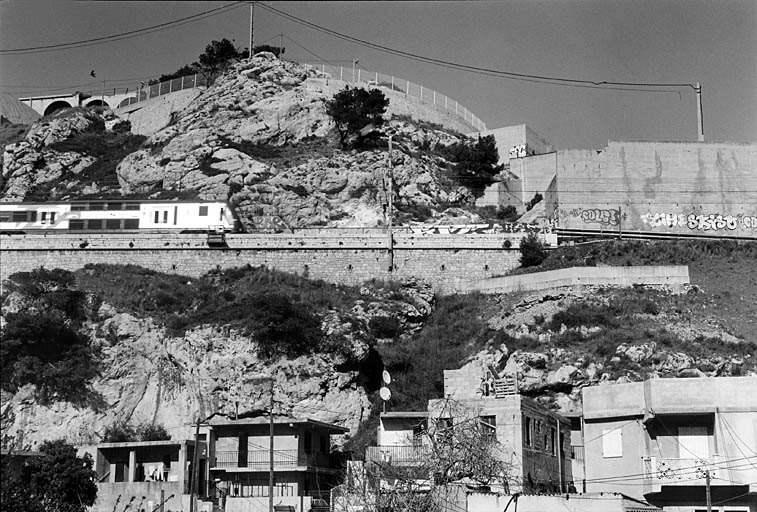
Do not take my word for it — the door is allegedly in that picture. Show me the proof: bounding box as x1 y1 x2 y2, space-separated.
678 426 709 459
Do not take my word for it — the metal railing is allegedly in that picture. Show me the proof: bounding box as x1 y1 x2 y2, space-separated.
306 63 487 131
642 455 723 483
570 445 584 461
212 450 329 470
365 445 431 465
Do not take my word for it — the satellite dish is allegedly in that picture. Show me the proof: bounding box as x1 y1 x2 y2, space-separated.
382 370 392 385
379 387 392 401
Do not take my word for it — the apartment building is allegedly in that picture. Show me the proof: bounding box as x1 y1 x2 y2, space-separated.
582 377 757 512
205 416 348 512
364 364 573 494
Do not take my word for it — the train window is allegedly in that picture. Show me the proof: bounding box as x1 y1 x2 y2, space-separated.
199 206 208 216
154 211 159 223
124 219 139 229
163 211 168 223
30 211 37 222
41 212 47 222
220 208 224 221
89 203 105 211
0 211 12 222
107 203 123 211
106 219 121 230
88 219 105 230
12 212 28 222
125 204 140 210
50 212 56 222
69 220 85 230
71 204 87 211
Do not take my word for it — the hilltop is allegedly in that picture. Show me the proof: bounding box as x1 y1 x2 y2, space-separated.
1 53 489 228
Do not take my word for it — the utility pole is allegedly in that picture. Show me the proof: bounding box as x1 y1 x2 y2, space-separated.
189 417 201 512
387 134 394 272
705 469 712 512
249 2 254 58
696 82 704 142
268 378 275 512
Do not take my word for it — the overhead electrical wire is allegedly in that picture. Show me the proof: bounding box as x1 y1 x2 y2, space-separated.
0 2 245 55
257 3 696 93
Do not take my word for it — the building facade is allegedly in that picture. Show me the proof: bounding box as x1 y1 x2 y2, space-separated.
582 377 757 512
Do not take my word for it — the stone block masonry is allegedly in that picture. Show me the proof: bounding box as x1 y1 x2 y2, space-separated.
0 231 530 293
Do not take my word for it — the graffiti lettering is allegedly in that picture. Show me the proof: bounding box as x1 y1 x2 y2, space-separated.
508 144 527 159
407 223 547 235
556 208 620 227
251 215 289 232
640 212 756 231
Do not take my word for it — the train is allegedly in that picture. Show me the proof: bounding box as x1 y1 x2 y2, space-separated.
0 200 239 234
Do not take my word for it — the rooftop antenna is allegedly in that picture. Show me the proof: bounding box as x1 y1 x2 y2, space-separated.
380 370 392 413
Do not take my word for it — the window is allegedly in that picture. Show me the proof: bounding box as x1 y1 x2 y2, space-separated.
436 418 453 443
0 211 11 222
319 434 329 454
71 204 87 211
106 219 122 230
124 219 139 229
125 203 140 210
12 212 28 222
678 426 709 459
154 211 159 223
220 207 225 221
304 431 312 452
49 212 56 222
199 206 208 216
87 219 105 230
69 220 85 230
480 416 496 442
89 203 104 210
524 417 532 446
602 428 623 458
107 203 123 210
163 211 168 223
550 427 557 456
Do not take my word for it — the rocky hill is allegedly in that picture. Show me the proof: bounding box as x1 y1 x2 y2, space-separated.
1 53 478 228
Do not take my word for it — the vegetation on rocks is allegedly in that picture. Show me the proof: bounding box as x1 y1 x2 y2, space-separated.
325 87 390 149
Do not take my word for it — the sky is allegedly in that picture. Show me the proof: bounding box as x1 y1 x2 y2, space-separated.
1 0 755 149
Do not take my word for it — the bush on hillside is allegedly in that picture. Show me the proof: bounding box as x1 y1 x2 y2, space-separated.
519 232 548 267
325 87 389 149
436 134 503 197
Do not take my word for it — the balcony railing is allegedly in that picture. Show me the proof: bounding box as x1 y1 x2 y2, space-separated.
212 450 329 470
643 456 722 484
365 445 431 465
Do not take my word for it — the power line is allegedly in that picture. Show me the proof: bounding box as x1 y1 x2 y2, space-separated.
0 2 245 55
257 3 696 93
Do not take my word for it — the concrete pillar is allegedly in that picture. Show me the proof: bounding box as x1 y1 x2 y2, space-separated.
109 463 117 483
128 450 137 482
179 443 188 490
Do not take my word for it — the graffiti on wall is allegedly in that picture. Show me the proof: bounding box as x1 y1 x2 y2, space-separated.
640 212 757 231
407 223 548 235
555 208 622 227
508 144 528 159
251 215 289 231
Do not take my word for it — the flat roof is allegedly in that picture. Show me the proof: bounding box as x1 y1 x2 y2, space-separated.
96 439 197 449
206 416 349 433
380 411 428 418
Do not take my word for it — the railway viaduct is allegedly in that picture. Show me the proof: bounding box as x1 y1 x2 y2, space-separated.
19 90 140 117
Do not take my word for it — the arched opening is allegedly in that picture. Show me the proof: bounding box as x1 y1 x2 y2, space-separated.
43 100 73 117
85 99 110 108
118 97 138 108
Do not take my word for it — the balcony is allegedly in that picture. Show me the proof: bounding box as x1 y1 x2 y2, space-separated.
365 445 431 466
643 455 725 493
211 450 330 471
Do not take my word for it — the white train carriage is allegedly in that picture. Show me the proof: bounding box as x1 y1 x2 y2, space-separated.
0 200 238 233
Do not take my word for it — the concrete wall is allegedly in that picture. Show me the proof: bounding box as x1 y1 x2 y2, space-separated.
92 481 185 512
554 141 757 238
467 492 636 512
0 231 541 293
116 89 203 136
582 417 647 498
476 124 554 166
458 265 690 294
225 495 314 512
509 152 558 207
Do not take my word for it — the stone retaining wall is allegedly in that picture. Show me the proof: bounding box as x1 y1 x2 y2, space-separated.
0 232 534 293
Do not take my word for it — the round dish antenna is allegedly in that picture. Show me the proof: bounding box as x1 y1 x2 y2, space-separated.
379 387 392 401
382 370 392 385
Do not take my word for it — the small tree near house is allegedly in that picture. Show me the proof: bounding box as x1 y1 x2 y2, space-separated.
519 231 548 267
325 87 390 149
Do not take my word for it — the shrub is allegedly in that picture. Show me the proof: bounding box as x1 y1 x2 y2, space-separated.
102 422 137 442
436 135 503 196
136 423 171 441
369 316 402 339
519 232 548 267
325 87 389 149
